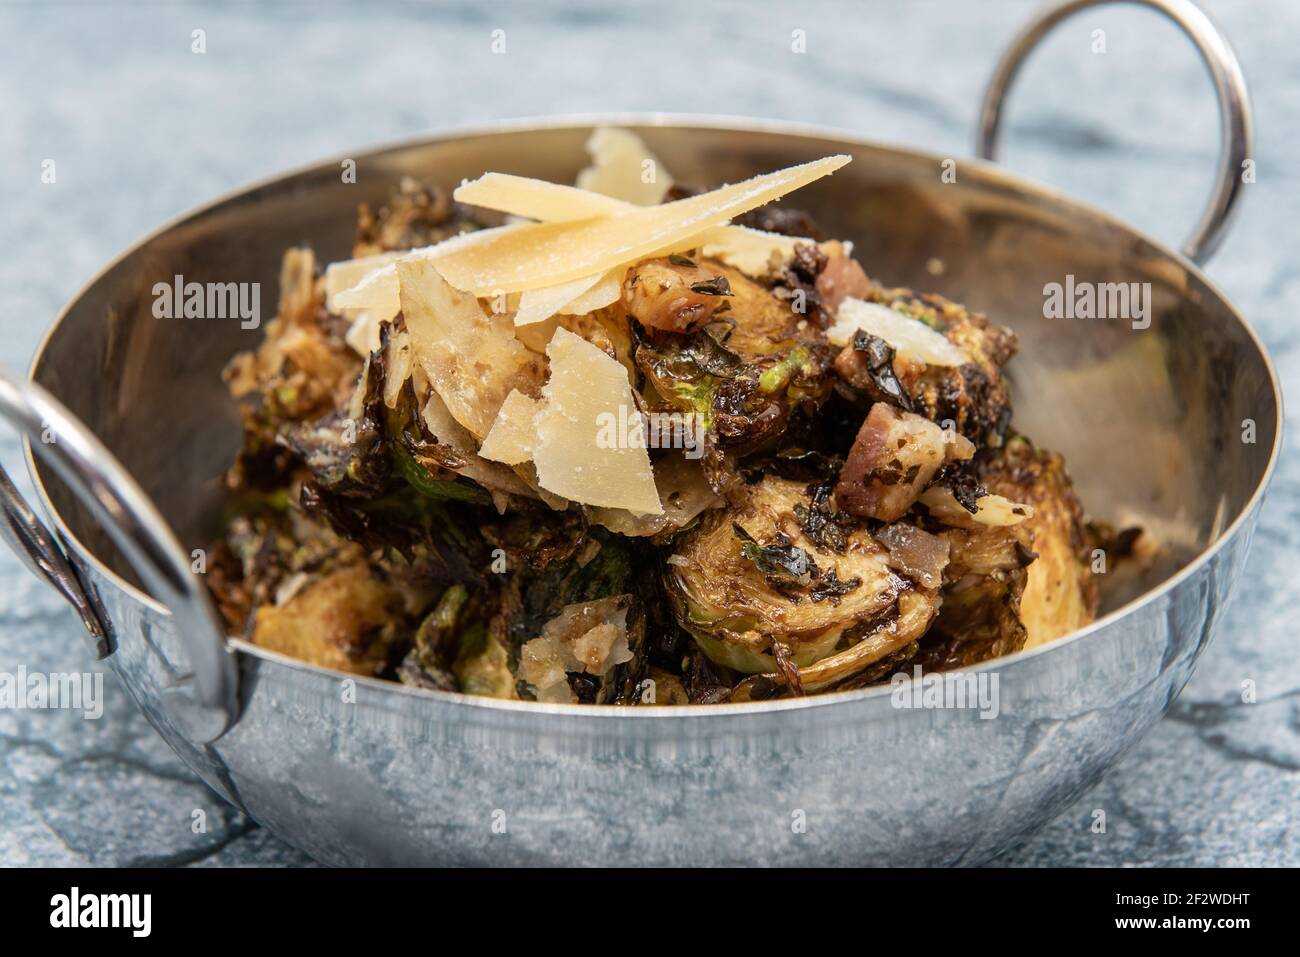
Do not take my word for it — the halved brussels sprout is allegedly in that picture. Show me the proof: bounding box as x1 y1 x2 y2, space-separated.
665 475 942 686
629 261 836 495
982 434 1098 649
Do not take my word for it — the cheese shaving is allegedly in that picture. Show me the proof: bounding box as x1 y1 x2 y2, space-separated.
514 272 606 326
828 297 968 367
330 263 401 320
533 327 662 514
575 127 673 206
326 224 525 326
559 266 625 316
456 173 628 222
513 317 561 354
437 154 851 295
325 251 402 306
700 225 811 277
479 389 541 465
344 311 385 357
381 329 413 409
588 452 722 537
396 257 541 441
454 166 813 284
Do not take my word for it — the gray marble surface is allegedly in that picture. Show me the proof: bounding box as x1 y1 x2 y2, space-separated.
0 0 1295 867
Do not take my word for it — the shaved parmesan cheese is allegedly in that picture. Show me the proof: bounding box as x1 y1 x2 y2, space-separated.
519 597 632 703
437 154 851 295
576 127 673 206
589 452 722 536
700 225 810 277
558 266 624 316
456 173 628 222
533 328 662 515
512 461 571 512
397 257 541 441
325 251 402 305
344 311 384 357
514 271 605 326
479 389 540 465
452 172 800 273
326 225 525 321
518 637 577 703
918 485 1034 527
331 262 402 319
828 298 967 367
332 263 397 315
513 316 561 354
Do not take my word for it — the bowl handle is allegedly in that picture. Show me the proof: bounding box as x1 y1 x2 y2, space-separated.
0 369 238 743
976 0 1253 266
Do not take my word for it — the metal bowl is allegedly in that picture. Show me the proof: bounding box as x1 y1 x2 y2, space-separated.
0 0 1280 865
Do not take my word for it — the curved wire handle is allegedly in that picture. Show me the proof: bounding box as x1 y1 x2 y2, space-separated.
977 0 1254 266
0 463 111 659
0 370 237 743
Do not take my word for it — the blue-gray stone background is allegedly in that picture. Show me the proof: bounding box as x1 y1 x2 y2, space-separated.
0 0 1295 866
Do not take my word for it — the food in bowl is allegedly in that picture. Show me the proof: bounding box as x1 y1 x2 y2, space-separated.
206 128 1123 704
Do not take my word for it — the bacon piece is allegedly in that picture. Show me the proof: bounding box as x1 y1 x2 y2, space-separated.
875 522 950 590
835 403 973 521
815 240 872 314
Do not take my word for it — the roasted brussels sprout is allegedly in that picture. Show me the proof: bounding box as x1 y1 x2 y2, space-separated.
983 435 1099 649
249 560 408 677
912 522 1032 671
621 256 733 334
453 611 517 699
632 264 836 493
666 475 943 689
398 584 480 692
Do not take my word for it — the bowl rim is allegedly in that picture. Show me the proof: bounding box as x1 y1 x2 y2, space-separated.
26 111 1285 719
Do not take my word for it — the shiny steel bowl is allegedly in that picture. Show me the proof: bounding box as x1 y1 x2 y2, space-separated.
0 0 1279 866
